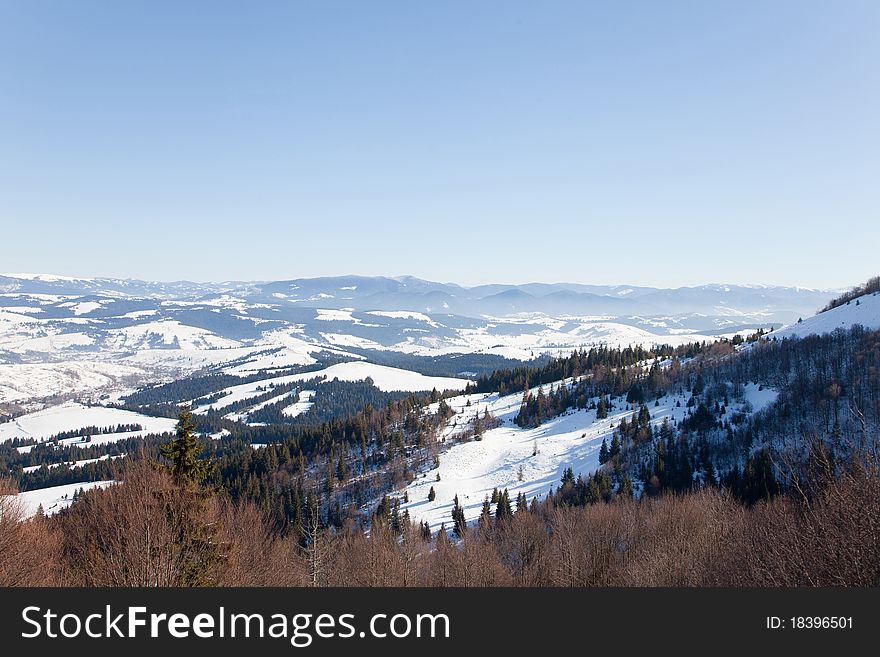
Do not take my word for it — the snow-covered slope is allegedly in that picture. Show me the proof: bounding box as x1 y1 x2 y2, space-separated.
106 320 242 351
296 361 470 393
12 481 115 517
21 453 124 474
0 402 177 445
193 363 471 415
772 291 880 340
401 382 776 531
282 390 315 418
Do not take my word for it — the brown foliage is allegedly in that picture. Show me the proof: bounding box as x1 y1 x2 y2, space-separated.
723 459 880 586
6 448 879 587
57 460 223 586
216 498 303 586
0 478 65 586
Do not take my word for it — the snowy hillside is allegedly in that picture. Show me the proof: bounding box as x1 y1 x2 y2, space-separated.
0 402 177 446
12 481 116 517
772 291 880 339
192 362 471 419
402 382 777 531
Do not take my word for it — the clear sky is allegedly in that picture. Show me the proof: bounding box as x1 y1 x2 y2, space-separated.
1 1 878 288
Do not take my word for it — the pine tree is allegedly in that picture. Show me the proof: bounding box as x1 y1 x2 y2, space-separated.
160 407 215 486
336 450 348 482
451 494 466 536
610 434 621 459
495 489 513 523
479 495 492 529
390 498 402 533
324 457 334 494
375 494 390 522
157 409 225 585
638 404 651 428
597 396 608 419
472 410 483 438
599 438 610 464
428 486 436 501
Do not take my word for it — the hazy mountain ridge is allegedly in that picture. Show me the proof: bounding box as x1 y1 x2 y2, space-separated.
1 273 838 318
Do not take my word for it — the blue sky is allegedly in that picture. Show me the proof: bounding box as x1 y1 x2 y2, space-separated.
1 1 878 288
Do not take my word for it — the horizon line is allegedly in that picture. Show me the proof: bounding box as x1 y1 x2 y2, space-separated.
0 271 847 293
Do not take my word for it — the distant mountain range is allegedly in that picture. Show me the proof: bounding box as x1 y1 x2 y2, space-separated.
0 274 838 321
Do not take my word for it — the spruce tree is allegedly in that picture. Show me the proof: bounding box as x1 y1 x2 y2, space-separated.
610 434 621 459
473 410 483 438
495 489 512 523
451 494 466 536
597 396 608 419
160 407 215 485
638 404 651 428
157 408 225 585
336 451 348 482
390 498 402 533
479 495 492 529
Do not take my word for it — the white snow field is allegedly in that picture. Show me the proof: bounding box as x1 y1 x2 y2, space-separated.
401 381 776 531
282 390 315 418
193 362 471 415
741 382 778 413
22 453 125 474
771 292 880 340
383 315 747 360
222 389 300 424
0 360 146 406
0 401 177 445
106 320 243 351
12 481 116 517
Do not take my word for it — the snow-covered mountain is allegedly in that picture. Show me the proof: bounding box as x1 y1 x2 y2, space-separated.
0 273 840 405
1 274 836 317
771 289 880 340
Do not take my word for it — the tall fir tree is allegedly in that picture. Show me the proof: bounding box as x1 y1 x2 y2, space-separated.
451 494 466 536
160 407 215 486
597 396 608 419
495 489 513 523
